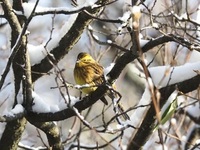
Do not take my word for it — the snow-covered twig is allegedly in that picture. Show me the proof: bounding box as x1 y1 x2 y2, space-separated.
0 104 25 122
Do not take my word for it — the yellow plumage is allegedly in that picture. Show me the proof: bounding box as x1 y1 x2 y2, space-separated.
74 52 108 104
73 52 129 120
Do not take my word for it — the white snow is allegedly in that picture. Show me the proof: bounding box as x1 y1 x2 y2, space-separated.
196 139 200 144
88 25 93 30
140 39 149 47
22 2 94 18
93 34 99 40
0 82 16 114
170 118 177 126
7 104 24 117
107 40 112 44
130 6 141 15
22 3 37 18
186 100 200 118
107 125 114 133
130 87 151 125
91 4 101 9
118 11 131 23
18 142 47 150
27 44 47 65
59 95 79 109
104 63 115 75
123 87 151 143
28 13 78 65
123 60 200 145
149 61 200 88
0 0 199 149
32 91 79 113
76 0 97 7
118 11 131 31
32 91 51 113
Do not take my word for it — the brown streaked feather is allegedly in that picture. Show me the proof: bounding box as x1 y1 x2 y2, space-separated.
74 53 130 120
74 52 108 105
74 61 104 85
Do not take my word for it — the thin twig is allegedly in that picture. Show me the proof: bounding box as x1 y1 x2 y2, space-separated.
0 0 40 90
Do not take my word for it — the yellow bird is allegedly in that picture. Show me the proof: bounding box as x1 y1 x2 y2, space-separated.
74 52 129 120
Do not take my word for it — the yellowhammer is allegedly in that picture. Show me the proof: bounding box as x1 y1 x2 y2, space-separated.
74 52 129 120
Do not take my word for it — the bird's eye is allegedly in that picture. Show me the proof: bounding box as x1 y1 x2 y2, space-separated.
77 56 82 61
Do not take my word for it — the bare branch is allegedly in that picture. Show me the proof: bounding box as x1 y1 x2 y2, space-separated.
142 34 200 52
31 0 110 81
127 75 200 150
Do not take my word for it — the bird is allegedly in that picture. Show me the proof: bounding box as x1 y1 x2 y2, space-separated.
73 52 130 120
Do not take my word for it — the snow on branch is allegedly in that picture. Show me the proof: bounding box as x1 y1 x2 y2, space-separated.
149 61 200 88
126 74 200 149
142 34 200 52
31 0 110 82
0 104 25 122
20 1 105 18
31 91 78 113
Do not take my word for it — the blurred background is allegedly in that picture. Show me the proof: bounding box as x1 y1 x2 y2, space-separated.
0 0 200 149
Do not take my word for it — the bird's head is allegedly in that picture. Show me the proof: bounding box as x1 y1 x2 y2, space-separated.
76 52 95 64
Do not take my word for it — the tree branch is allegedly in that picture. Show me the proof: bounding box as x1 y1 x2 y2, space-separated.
127 75 200 150
29 121 63 150
27 75 200 122
31 0 110 82
0 1 27 149
142 33 200 52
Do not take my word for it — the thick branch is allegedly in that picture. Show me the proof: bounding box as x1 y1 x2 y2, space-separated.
0 0 22 90
23 38 33 110
1 0 21 35
1 1 63 150
127 75 200 150
27 85 108 121
142 33 200 52
29 121 63 150
0 1 27 150
31 0 110 82
27 75 200 122
0 117 27 150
